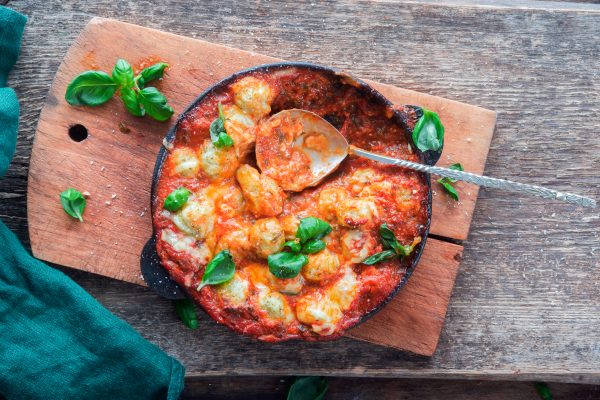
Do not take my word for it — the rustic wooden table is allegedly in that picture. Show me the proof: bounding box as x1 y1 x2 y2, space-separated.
2 0 599 390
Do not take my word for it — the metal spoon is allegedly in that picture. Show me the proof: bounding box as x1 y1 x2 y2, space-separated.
256 109 596 208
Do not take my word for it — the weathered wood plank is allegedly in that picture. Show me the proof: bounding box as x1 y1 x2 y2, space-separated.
2 0 600 382
180 377 600 400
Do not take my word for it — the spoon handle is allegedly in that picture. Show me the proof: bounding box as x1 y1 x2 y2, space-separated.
351 147 596 208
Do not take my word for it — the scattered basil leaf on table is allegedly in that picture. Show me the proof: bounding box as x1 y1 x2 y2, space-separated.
534 382 553 400
438 162 464 201
59 188 86 222
65 71 118 106
65 59 173 121
120 87 144 117
197 250 236 291
111 59 134 89
137 62 168 88
412 108 444 152
268 252 308 279
301 239 326 254
283 240 302 253
138 87 174 122
362 249 397 265
209 103 234 148
296 217 332 243
287 376 328 400
174 298 198 330
163 187 191 211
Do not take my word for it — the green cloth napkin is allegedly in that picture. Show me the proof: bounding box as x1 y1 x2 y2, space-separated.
0 7 185 400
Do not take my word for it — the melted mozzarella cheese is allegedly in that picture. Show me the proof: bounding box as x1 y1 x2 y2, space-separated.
217 272 249 306
328 266 358 311
170 194 215 239
205 183 245 217
347 168 383 194
317 187 348 221
249 218 285 258
279 214 300 240
214 226 252 263
295 293 342 336
160 228 212 265
169 147 200 177
336 198 379 228
302 248 341 282
341 229 377 263
256 283 294 323
199 140 239 180
245 263 305 295
223 104 256 160
231 76 273 119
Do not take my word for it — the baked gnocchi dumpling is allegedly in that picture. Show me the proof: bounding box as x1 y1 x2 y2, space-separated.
222 104 257 160
171 194 215 239
249 218 285 258
336 198 379 228
302 248 341 282
199 140 239 180
231 76 274 119
318 187 348 221
214 226 252 263
236 164 285 217
295 293 342 336
169 147 200 178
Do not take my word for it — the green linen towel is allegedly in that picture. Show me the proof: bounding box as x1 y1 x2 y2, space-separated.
0 7 185 400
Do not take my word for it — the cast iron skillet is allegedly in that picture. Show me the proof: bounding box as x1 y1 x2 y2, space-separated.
140 62 441 332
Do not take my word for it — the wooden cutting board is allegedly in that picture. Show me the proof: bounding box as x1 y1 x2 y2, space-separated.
27 18 496 357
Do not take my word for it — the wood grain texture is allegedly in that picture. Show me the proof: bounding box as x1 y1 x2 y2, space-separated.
179 377 600 400
26 18 477 356
3 0 600 383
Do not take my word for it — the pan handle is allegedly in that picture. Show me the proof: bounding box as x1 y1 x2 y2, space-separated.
140 237 186 300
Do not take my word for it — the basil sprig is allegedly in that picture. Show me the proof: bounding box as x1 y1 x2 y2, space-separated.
163 187 191 212
197 250 236 291
59 188 86 222
65 58 173 121
437 163 463 201
209 103 234 148
287 376 328 400
412 108 444 152
268 217 332 279
268 252 309 279
363 224 418 265
174 298 199 330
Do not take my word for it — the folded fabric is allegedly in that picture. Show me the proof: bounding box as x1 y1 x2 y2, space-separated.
0 6 184 399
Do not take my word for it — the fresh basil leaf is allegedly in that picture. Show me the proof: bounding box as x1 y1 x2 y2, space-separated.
112 59 134 89
379 224 400 252
120 87 144 117
59 188 86 222
197 250 236 291
268 252 308 279
296 217 332 244
137 62 168 88
446 162 464 183
411 108 444 152
209 103 234 148
287 376 328 400
362 249 397 265
301 239 326 254
164 187 191 211
283 240 301 253
174 299 198 330
534 382 553 400
138 87 174 121
65 71 118 106
438 177 459 201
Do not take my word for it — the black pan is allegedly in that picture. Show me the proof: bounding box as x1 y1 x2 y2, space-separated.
140 62 441 329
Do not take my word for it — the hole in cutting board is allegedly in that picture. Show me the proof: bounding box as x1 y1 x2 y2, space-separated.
68 124 88 142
